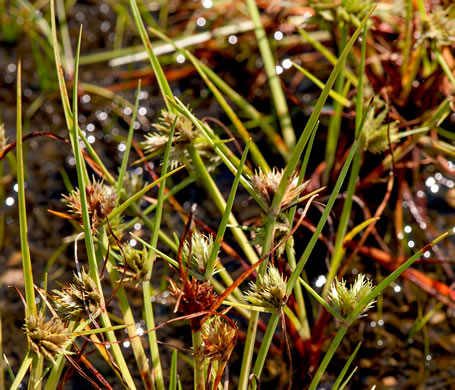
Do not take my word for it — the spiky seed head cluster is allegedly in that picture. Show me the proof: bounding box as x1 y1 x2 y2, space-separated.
359 106 398 154
201 317 237 363
143 110 219 170
308 0 373 27
63 179 116 230
328 274 376 319
0 123 8 151
24 314 72 362
251 167 306 211
246 265 287 308
116 244 150 286
420 5 455 50
52 268 102 321
183 231 218 277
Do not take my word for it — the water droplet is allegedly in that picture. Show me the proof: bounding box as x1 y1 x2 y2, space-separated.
228 35 238 45
426 354 432 361
13 184 19 192
134 223 142 231
378 319 384 326
123 341 130 348
423 251 431 258
435 172 442 180
430 184 439 193
135 167 143 175
197 17 206 27
370 321 377 328
100 21 111 32
8 63 16 73
393 285 401 293
81 94 91 104
100 4 109 13
6 197 14 206
118 143 126 152
408 240 415 248
417 190 425 198
138 107 147 116
282 58 292 69
274 31 283 41
124 107 132 115
87 123 95 132
87 135 96 144
133 121 140 130
397 232 404 239
275 65 283 75
129 239 137 247
176 54 185 64
404 225 412 233
377 340 383 346
315 275 326 288
202 0 213 8
425 177 435 187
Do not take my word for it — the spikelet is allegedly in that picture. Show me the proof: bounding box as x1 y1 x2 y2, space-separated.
245 265 287 309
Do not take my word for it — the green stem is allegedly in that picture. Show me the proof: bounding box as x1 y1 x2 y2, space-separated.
308 324 349 390
245 0 295 150
10 352 32 390
323 23 347 184
192 329 205 390
435 49 455 88
251 313 280 385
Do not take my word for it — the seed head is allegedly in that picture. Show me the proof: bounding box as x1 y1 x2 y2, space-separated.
116 244 150 286
143 110 219 170
0 123 8 151
201 317 237 363
251 168 306 211
62 179 116 230
420 5 455 50
24 314 72 362
360 106 398 154
309 0 373 27
183 231 218 278
169 278 218 330
52 268 102 321
328 274 376 319
245 265 287 309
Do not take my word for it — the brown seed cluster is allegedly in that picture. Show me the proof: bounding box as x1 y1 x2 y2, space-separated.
169 278 218 331
63 180 116 230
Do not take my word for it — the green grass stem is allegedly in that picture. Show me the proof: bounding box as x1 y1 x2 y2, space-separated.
245 0 295 150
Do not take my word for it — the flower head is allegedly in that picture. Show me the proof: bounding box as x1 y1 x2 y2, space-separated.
251 167 306 211
62 179 116 230
52 268 102 321
182 231 218 278
360 106 398 154
116 244 150 286
201 316 237 363
309 0 373 27
143 110 219 170
0 123 8 151
245 264 287 308
24 314 72 362
328 274 375 319
420 5 455 50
